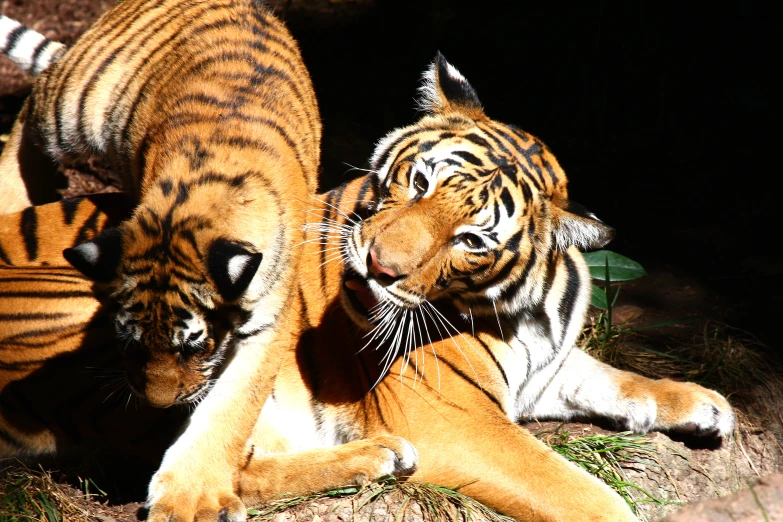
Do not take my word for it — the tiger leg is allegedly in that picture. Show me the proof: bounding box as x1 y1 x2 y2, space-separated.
407 415 638 522
531 348 734 436
0 111 61 214
235 435 417 507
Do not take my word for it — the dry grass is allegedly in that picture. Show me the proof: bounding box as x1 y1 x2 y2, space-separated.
0 461 100 522
247 476 515 522
535 426 675 519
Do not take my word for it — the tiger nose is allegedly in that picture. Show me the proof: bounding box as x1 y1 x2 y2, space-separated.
367 247 401 286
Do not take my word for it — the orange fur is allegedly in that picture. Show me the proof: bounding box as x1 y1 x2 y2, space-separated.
0 0 321 519
0 51 733 522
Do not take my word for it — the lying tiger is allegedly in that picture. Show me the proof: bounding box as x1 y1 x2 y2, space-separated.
0 53 733 521
0 1 320 519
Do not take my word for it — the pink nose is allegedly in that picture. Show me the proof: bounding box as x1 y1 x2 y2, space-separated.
367 247 398 280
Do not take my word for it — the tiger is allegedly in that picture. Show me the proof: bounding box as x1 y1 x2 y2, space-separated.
0 14 67 76
0 53 734 522
0 2 321 521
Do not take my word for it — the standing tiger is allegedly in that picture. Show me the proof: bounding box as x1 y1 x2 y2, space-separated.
0 1 320 521
0 54 733 521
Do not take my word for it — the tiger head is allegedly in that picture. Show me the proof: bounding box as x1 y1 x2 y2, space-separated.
342 53 614 330
63 193 264 408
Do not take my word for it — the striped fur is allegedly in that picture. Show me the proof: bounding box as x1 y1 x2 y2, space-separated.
0 55 733 522
236 58 732 521
0 1 320 520
0 15 66 75
0 265 187 460
0 193 132 267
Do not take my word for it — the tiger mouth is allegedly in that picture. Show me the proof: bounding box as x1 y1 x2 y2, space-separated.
343 274 379 318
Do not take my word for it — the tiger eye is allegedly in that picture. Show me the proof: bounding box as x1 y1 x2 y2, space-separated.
413 172 429 194
462 233 483 249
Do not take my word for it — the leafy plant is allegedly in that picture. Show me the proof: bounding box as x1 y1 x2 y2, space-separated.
582 250 646 349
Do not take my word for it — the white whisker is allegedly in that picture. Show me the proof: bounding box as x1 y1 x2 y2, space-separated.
424 301 483 388
492 300 505 342
419 307 440 392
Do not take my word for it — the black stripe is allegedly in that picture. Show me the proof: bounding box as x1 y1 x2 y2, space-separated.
83 0 233 148
2 26 26 53
452 150 484 167
20 207 38 261
74 208 104 246
0 276 86 285
1 322 84 343
0 291 94 298
53 0 159 151
372 129 420 171
499 186 515 216
31 37 53 70
0 312 71 321
558 253 581 345
0 243 11 265
298 287 311 329
475 335 508 388
47 0 155 150
61 196 83 225
352 176 374 217
439 356 505 413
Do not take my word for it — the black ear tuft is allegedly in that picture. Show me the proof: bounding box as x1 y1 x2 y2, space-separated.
208 239 263 302
63 228 123 282
435 52 482 110
417 52 484 117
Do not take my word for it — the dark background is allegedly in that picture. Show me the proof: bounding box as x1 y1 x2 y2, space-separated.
0 0 776 345
287 0 777 346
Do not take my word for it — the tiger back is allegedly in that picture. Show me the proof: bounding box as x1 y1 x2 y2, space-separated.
0 1 322 519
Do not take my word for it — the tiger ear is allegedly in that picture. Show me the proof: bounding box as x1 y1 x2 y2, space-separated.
208 239 263 302
417 52 485 119
63 228 123 282
550 201 615 251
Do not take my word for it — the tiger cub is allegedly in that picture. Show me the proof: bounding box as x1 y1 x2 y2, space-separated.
0 55 733 522
0 2 320 521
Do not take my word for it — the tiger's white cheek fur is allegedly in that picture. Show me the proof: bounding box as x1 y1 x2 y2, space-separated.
115 311 141 342
173 315 208 345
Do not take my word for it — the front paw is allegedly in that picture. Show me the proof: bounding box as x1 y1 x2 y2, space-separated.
371 435 418 478
654 380 734 437
146 468 246 522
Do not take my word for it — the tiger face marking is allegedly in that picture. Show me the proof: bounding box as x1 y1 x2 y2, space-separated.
342 53 614 330
64 212 263 408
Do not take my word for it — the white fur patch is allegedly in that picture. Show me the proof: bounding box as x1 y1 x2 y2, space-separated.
227 254 251 284
0 15 22 48
76 242 100 264
554 217 607 251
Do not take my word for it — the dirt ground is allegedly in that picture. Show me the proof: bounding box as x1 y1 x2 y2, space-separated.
1 1 780 521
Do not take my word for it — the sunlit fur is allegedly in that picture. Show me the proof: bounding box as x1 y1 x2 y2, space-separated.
0 2 320 520
0 55 733 522
0 0 320 408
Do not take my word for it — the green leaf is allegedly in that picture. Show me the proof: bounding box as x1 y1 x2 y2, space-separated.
583 251 646 281
247 509 262 515
591 284 609 309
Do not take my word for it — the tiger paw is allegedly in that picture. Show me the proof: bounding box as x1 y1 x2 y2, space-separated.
652 380 734 437
368 435 418 478
145 467 246 522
